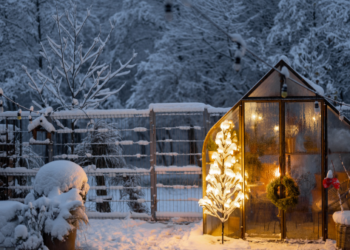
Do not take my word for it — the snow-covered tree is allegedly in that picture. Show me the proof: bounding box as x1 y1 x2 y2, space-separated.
127 0 279 108
21 2 137 113
268 0 332 86
199 120 244 244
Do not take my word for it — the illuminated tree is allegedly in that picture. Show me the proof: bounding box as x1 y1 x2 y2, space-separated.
199 120 245 244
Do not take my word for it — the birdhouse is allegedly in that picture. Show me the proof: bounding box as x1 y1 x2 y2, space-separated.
202 59 350 241
28 115 55 142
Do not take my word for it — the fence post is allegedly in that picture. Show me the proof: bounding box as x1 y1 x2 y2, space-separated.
149 109 157 221
48 133 53 163
203 108 210 136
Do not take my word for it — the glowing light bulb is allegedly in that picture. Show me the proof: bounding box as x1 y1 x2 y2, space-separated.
258 116 262 120
252 114 256 120
274 168 280 177
312 116 316 121
274 125 279 132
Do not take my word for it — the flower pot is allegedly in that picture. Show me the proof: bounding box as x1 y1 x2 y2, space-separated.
43 228 77 250
335 223 350 250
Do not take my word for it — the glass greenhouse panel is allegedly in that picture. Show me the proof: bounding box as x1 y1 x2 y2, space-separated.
327 107 350 240
204 106 241 238
285 102 321 240
249 69 315 98
244 102 280 238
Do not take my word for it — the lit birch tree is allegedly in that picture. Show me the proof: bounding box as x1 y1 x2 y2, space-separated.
199 120 245 244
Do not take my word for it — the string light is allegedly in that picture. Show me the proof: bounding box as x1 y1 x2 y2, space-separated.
17 109 22 120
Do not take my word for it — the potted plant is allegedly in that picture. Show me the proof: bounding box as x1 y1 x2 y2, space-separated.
323 169 350 249
21 160 90 250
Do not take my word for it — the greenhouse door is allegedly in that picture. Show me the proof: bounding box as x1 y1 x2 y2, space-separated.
244 102 281 239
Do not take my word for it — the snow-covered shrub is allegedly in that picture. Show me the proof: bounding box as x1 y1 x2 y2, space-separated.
0 201 25 247
14 203 47 250
75 120 126 169
33 160 89 200
119 174 149 213
75 120 126 212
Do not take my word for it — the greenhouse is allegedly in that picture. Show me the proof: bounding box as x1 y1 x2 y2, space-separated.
202 59 350 240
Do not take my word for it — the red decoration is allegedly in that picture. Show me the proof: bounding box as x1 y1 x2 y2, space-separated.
323 177 340 190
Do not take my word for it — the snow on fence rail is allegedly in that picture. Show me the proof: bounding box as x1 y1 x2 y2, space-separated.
0 103 228 220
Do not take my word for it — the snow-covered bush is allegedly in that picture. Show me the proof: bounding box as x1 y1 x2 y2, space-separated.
14 203 47 250
10 160 90 248
75 120 148 213
75 120 126 169
0 201 26 247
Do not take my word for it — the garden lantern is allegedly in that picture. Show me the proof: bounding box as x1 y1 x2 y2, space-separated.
202 59 350 241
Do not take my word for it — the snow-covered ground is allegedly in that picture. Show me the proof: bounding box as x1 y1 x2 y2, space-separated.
77 219 336 250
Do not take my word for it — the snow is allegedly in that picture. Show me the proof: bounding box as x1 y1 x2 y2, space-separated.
149 103 210 113
281 66 290 78
302 76 325 96
0 124 19 141
34 160 89 197
29 137 50 144
280 55 291 65
333 211 350 225
51 109 149 119
33 187 87 240
27 115 55 133
155 165 201 173
14 225 28 240
133 127 147 132
0 201 26 247
77 219 337 250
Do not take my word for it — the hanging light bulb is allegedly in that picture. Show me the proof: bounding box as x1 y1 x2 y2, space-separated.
233 44 242 72
164 0 173 21
281 82 288 98
17 109 22 120
314 101 320 116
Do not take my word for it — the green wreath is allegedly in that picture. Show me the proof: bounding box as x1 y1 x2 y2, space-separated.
266 176 300 211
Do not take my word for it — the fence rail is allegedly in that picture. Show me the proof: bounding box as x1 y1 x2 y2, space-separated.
0 103 228 220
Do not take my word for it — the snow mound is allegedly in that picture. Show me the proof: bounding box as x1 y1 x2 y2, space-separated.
34 160 89 197
333 211 350 225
